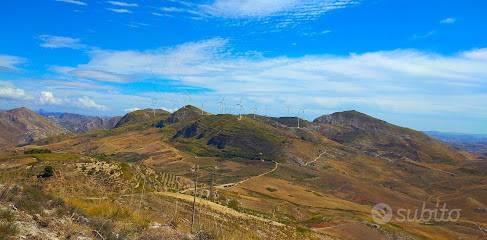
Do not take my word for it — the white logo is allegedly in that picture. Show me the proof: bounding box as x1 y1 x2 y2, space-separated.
371 202 461 225
371 203 393 224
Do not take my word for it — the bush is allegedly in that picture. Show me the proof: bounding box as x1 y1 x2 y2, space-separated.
0 209 15 222
195 231 215 240
227 199 240 210
266 187 277 192
24 149 51 154
0 222 17 239
37 166 54 178
0 209 17 238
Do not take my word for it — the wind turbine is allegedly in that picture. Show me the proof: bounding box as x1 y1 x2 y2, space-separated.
150 98 159 118
218 97 225 114
236 98 244 121
298 108 305 128
252 104 258 119
200 101 205 115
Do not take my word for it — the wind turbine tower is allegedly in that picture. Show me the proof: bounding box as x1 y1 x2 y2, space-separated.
298 109 305 128
236 98 244 121
218 97 225 114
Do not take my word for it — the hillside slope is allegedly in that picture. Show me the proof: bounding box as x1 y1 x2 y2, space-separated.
0 108 66 148
313 110 464 163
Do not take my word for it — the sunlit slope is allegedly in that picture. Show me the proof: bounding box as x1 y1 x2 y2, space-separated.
314 110 464 163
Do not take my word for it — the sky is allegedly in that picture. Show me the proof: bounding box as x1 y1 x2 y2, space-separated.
0 0 486 134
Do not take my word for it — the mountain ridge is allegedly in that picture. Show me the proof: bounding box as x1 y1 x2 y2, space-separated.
40 111 121 133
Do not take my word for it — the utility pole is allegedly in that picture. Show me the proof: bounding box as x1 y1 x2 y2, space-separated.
191 165 199 233
298 109 305 128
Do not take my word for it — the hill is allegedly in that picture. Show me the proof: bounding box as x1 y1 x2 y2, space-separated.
0 108 66 149
40 111 121 133
313 110 464 163
168 114 287 160
115 108 170 128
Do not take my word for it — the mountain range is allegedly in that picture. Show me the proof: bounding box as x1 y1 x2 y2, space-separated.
0 106 485 239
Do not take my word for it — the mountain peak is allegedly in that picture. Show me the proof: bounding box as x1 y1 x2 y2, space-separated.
8 107 35 114
166 105 207 124
115 108 170 128
313 110 387 130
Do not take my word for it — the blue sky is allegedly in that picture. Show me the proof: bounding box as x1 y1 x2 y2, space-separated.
1 0 487 134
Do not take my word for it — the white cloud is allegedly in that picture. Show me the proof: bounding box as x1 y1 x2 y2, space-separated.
40 91 63 105
53 39 487 116
78 96 107 110
0 55 25 71
201 0 358 22
39 35 86 49
107 1 138 7
440 17 456 24
157 0 358 27
55 0 87 6
202 0 297 18
52 66 127 82
106 8 132 13
124 107 140 112
0 82 28 100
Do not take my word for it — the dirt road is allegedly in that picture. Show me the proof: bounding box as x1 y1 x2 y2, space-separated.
216 160 279 189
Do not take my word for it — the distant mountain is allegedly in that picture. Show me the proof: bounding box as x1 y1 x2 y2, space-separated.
313 110 463 162
426 131 487 156
0 107 66 148
40 111 121 133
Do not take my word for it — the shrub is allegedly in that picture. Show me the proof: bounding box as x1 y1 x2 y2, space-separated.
266 187 277 192
0 222 17 239
227 199 240 210
24 149 51 154
37 166 54 178
0 209 17 238
195 231 215 240
0 209 15 222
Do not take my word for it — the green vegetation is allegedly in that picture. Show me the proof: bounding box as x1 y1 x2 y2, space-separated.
26 152 80 162
266 187 278 192
24 148 52 154
170 115 286 161
115 109 170 128
38 165 54 178
0 209 17 238
227 199 240 210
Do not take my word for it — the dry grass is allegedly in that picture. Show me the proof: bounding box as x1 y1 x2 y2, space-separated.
65 197 150 227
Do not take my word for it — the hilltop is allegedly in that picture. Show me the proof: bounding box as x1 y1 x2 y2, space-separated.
115 108 170 128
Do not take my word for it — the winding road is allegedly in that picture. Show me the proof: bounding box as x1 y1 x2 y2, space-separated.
304 150 327 166
216 160 279 189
